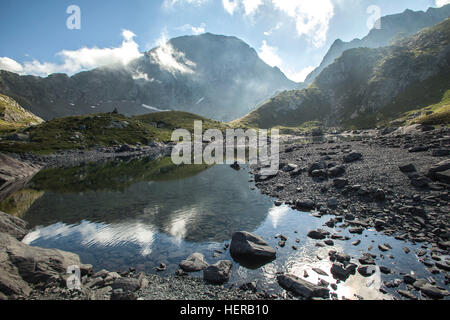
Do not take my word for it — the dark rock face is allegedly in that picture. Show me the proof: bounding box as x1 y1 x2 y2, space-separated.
230 232 276 268
277 274 330 299
203 260 232 284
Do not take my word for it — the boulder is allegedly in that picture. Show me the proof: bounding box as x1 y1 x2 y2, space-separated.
0 233 80 297
230 232 276 266
110 278 141 292
295 199 315 211
203 260 232 284
277 274 330 299
179 253 209 272
307 229 330 240
0 211 28 240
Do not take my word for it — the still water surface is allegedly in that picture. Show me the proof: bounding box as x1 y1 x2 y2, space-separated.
1 156 446 299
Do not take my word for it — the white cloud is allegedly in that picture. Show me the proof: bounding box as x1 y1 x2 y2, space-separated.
285 66 315 82
178 23 206 35
272 0 334 48
222 0 239 15
435 0 450 7
150 33 196 75
264 22 282 36
222 0 262 15
0 57 24 73
258 40 282 67
242 0 263 15
0 29 143 77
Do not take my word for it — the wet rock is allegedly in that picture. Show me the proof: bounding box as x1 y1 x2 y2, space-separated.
403 274 417 285
358 266 376 277
203 260 232 284
179 253 209 272
330 263 352 281
296 199 315 210
312 268 329 276
230 231 276 264
359 254 375 265
378 244 391 252
277 274 330 299
398 289 418 300
307 229 330 240
435 261 450 271
230 161 241 171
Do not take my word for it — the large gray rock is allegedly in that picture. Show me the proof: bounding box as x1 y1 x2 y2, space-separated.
0 233 81 297
110 278 141 292
0 154 41 202
277 274 330 299
203 260 232 284
428 159 450 183
0 211 28 240
179 253 209 272
230 232 276 264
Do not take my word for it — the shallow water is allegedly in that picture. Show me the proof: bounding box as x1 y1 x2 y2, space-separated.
1 156 447 300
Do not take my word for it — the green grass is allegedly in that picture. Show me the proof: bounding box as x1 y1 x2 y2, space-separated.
391 89 450 127
0 94 44 133
0 111 228 154
273 121 322 135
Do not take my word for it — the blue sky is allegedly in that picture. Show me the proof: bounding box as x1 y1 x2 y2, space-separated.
0 0 447 82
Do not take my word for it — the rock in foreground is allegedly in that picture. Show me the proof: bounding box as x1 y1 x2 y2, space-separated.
277 274 330 299
230 232 276 267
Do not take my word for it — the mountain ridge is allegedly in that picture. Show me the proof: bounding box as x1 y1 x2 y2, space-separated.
236 18 450 129
0 33 296 122
304 4 450 84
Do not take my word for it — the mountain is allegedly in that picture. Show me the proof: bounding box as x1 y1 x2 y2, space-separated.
236 18 450 129
0 33 296 122
0 94 43 131
304 4 450 84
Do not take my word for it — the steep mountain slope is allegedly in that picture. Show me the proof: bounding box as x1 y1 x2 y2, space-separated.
0 33 296 122
236 18 450 129
0 94 43 131
304 4 450 84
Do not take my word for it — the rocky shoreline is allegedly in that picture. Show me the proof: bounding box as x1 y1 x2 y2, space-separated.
250 125 449 299
1 124 449 300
